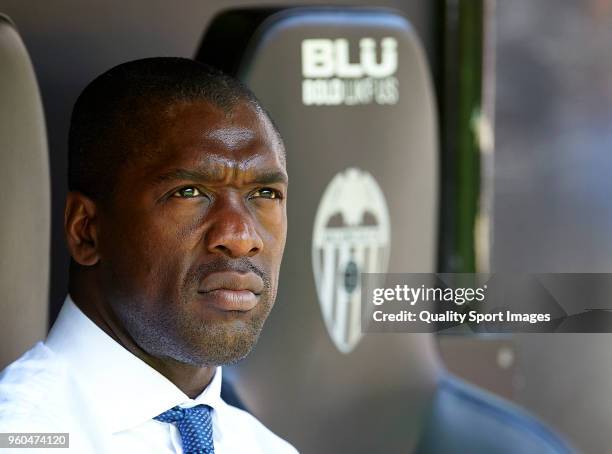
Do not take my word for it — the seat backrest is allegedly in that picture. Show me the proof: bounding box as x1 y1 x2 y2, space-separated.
197 8 441 452
0 14 50 369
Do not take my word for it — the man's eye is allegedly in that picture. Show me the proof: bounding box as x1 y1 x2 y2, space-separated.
251 188 282 200
172 187 203 198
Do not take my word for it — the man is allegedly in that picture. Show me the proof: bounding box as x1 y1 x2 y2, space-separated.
0 57 296 453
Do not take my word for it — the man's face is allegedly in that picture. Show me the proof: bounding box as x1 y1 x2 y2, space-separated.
96 99 287 366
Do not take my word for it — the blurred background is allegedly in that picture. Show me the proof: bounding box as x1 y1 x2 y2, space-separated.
1 0 612 452
494 1 612 452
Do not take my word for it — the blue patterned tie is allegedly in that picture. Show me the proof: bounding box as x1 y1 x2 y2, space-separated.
154 404 215 454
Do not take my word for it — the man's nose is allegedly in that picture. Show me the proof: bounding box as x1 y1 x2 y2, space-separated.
205 199 264 258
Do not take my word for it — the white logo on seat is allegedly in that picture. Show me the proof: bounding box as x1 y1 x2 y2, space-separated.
301 37 400 106
312 168 391 353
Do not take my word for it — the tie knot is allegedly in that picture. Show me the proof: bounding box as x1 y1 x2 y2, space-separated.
154 404 213 424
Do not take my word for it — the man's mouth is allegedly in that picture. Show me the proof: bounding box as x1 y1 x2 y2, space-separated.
197 271 264 312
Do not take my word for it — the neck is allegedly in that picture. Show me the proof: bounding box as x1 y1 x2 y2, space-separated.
69 274 216 399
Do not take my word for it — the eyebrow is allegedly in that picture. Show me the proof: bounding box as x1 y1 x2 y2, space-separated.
152 168 288 186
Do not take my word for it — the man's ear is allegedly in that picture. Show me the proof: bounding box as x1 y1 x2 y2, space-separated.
64 191 100 266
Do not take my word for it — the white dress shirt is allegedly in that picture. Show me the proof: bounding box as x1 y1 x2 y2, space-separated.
0 296 298 454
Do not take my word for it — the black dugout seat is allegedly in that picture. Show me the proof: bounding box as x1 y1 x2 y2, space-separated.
196 8 574 453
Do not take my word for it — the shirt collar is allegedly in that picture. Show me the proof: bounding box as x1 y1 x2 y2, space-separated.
45 295 224 434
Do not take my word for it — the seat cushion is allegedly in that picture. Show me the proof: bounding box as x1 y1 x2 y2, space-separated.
416 373 574 453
